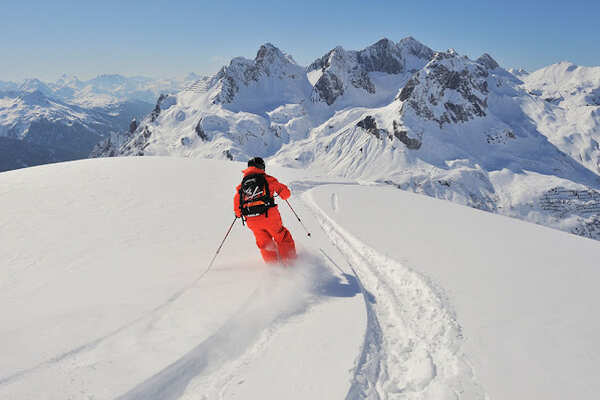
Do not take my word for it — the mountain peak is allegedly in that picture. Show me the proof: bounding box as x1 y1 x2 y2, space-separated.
18 89 52 106
399 36 419 44
555 61 579 72
256 42 279 57
371 38 395 48
398 36 435 60
398 36 425 49
308 37 435 105
18 79 53 97
476 53 500 70
210 43 307 105
255 43 295 66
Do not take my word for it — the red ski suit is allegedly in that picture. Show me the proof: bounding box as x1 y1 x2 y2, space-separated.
234 167 296 263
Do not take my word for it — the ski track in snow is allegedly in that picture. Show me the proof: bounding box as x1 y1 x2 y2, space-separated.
305 189 487 400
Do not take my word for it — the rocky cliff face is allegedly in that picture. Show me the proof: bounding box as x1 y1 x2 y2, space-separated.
398 51 491 127
109 94 178 156
308 38 435 106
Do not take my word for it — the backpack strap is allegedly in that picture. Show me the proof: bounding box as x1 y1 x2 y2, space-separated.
263 175 271 218
238 184 246 225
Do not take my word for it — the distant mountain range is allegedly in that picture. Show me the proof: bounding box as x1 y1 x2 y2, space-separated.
96 38 600 240
0 73 200 107
0 74 203 171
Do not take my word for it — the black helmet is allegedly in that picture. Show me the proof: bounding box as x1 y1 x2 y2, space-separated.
248 157 265 170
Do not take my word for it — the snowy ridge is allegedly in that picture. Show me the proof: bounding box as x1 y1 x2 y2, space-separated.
522 61 600 107
520 62 600 175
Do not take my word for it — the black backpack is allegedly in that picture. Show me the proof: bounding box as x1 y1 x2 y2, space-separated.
239 173 275 217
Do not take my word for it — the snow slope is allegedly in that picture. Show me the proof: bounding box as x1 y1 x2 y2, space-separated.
307 184 600 399
1 157 599 399
0 157 365 399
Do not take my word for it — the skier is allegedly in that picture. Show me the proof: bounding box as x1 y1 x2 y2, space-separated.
234 157 297 264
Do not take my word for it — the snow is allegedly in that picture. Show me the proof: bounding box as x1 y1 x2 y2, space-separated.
2 156 599 399
307 183 600 399
0 157 364 399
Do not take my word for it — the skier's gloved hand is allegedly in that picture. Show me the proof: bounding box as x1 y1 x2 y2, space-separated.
278 187 291 200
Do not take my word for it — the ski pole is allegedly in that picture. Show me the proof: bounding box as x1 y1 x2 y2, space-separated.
285 199 311 237
208 217 238 269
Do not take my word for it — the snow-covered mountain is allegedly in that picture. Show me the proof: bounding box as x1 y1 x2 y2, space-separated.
520 62 600 175
0 89 152 171
49 74 190 108
101 43 317 161
277 49 600 239
0 73 205 171
96 38 600 240
3 73 199 108
105 39 437 160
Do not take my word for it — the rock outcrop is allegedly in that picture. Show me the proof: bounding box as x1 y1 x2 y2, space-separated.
309 37 435 106
398 51 489 127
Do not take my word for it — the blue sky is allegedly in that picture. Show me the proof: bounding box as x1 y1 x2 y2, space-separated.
1 0 598 81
